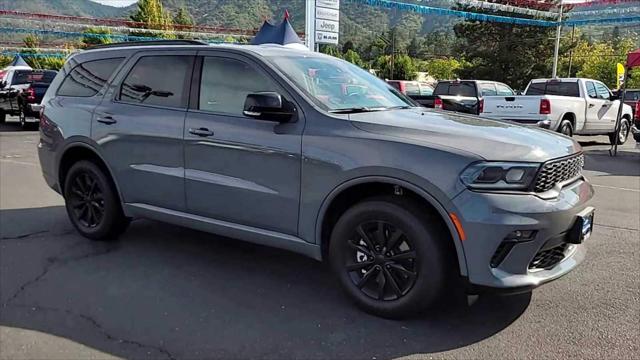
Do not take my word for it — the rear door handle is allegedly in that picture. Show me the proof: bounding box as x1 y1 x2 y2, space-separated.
189 127 214 137
97 115 117 125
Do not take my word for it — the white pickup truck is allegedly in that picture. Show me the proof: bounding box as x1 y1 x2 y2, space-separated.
482 78 634 144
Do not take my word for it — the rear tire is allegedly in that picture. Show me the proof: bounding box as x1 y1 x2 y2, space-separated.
329 196 451 318
558 119 573 137
63 160 129 241
609 119 630 145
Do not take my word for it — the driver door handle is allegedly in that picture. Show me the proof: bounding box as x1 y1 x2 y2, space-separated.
189 127 214 137
96 115 117 125
588 103 595 108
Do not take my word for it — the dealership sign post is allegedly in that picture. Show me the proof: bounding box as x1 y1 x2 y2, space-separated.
305 0 340 51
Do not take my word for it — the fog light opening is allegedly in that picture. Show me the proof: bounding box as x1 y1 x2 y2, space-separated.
505 230 537 242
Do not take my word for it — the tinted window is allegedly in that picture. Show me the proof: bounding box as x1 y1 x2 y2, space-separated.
199 57 279 115
586 82 597 99
624 91 640 101
58 58 123 97
496 83 514 96
120 56 192 108
13 70 57 85
525 81 580 97
480 83 497 96
434 82 476 97
594 82 610 100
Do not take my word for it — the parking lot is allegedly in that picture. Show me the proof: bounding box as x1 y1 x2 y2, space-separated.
0 117 638 359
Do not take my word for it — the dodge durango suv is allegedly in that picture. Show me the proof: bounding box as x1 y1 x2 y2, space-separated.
38 41 594 318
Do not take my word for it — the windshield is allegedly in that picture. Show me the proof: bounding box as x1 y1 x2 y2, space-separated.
266 54 413 111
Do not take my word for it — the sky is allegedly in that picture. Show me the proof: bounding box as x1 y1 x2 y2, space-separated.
90 0 138 7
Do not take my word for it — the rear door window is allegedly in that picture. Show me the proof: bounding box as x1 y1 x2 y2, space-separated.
594 82 611 100
120 55 193 108
13 70 57 85
57 57 124 97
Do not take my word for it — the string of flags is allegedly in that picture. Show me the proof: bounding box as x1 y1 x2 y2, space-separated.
346 0 640 27
415 0 559 18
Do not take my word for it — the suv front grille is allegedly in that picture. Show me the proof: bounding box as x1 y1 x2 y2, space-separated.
529 243 569 270
534 154 584 192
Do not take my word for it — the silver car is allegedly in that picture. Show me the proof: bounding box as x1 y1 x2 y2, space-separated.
38 41 594 318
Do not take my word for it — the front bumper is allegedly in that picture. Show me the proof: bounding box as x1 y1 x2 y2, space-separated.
452 177 594 290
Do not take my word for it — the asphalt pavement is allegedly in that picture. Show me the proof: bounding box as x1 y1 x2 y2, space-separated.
1 117 638 359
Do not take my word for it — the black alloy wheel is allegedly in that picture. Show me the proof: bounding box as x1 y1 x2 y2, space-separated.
329 196 451 318
346 220 417 301
64 160 129 240
68 171 105 228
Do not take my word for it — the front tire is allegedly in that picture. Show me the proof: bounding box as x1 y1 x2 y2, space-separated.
329 196 450 318
63 160 128 241
609 119 630 145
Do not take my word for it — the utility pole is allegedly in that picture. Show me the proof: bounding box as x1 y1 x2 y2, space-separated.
552 3 563 78
390 28 395 79
567 24 576 77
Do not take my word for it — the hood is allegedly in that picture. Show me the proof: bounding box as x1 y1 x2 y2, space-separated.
349 108 581 162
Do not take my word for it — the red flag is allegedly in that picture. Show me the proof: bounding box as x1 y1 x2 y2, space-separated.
284 9 290 20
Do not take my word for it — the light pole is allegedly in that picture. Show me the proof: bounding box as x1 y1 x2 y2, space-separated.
552 3 563 78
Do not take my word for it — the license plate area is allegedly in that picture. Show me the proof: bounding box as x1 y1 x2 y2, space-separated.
568 207 595 244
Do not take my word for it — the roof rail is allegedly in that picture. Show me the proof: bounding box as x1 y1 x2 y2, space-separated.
86 39 209 50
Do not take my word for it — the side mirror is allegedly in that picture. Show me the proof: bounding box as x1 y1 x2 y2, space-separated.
0 80 6 89
243 92 294 122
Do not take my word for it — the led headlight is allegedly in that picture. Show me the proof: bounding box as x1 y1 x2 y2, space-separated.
460 162 540 190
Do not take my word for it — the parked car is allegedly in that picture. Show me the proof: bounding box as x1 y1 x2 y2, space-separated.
417 80 515 114
482 78 634 144
0 69 57 127
386 80 433 96
632 100 640 143
39 41 594 318
612 88 639 118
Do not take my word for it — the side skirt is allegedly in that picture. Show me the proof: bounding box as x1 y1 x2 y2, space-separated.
124 203 322 261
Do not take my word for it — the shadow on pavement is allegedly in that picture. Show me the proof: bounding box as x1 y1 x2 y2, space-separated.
583 149 640 177
0 206 531 359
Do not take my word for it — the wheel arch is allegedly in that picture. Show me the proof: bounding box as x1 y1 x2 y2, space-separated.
315 176 468 276
58 142 125 205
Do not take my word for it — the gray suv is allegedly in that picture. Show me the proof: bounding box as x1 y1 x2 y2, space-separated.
38 41 594 318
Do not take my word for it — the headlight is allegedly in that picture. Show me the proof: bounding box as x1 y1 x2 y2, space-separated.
460 162 540 190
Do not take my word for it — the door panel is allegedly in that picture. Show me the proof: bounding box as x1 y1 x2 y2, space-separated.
184 54 303 235
584 81 609 132
92 51 196 211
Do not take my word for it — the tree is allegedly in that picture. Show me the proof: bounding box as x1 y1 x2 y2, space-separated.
420 58 464 80
81 27 112 47
130 0 174 38
407 37 421 58
173 7 194 27
374 54 416 80
344 49 365 68
453 7 558 89
342 40 355 54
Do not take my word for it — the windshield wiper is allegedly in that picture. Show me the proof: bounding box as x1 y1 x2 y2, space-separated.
328 107 387 114
386 105 413 110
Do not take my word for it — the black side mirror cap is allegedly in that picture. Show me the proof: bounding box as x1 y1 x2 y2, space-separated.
243 92 294 122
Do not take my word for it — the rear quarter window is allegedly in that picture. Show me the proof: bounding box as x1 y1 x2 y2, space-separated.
57 57 124 97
